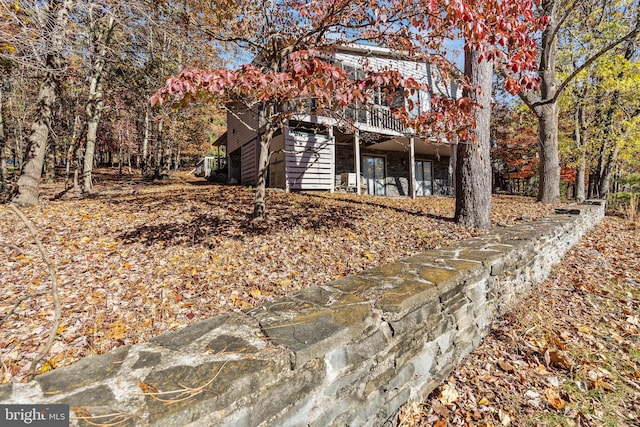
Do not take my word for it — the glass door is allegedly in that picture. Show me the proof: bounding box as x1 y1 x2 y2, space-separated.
364 156 386 196
415 160 433 196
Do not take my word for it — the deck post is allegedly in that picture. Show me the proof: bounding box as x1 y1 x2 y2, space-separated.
329 126 335 193
354 129 361 195
452 136 458 197
409 136 416 199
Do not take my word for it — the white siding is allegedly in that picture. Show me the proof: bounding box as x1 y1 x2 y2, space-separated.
333 50 459 104
285 129 334 191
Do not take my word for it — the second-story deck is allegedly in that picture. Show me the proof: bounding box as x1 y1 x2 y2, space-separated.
291 99 407 137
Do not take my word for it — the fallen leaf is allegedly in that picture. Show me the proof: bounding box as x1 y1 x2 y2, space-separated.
575 324 593 333
545 388 566 410
499 409 512 426
548 350 571 370
438 383 459 406
431 399 450 417
611 332 625 344
498 359 515 373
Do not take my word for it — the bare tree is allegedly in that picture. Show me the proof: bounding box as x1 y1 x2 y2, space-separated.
12 0 74 206
81 5 116 194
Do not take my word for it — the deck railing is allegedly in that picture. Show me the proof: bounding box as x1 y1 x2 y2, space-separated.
297 99 405 134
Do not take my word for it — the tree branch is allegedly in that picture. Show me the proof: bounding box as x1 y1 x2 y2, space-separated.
542 17 640 107
8 203 62 381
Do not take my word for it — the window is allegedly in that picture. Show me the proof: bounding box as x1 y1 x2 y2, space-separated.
364 156 386 196
415 160 433 196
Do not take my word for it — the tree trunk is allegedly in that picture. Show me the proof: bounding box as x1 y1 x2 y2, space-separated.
535 104 561 203
455 45 493 229
13 0 73 206
533 1 561 204
44 141 56 183
576 158 586 201
253 103 276 220
141 108 151 178
0 84 6 189
82 12 115 193
118 130 123 176
574 100 587 201
154 118 165 179
598 145 619 198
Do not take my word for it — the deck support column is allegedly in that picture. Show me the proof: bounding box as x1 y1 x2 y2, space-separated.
409 136 416 199
329 126 335 193
451 137 458 197
354 129 361 195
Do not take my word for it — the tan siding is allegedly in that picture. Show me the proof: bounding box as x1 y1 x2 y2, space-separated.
227 103 259 153
269 134 286 189
241 140 257 185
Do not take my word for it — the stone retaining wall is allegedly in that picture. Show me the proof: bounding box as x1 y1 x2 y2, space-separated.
0 201 606 426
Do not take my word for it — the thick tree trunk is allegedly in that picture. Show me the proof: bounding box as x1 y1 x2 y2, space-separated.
82 88 102 192
13 0 73 206
517 0 561 203
536 104 561 203
455 45 493 229
534 1 561 203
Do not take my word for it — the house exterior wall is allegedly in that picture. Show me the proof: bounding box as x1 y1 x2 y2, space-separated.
227 104 260 186
269 134 286 189
333 49 462 106
285 129 334 191
227 104 259 153
335 144 452 196
241 139 257 186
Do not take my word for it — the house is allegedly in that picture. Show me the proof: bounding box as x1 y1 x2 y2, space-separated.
218 44 461 197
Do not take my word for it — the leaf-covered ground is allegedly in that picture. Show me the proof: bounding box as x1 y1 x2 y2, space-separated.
399 217 640 426
0 169 558 383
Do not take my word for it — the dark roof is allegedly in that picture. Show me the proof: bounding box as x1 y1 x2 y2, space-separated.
212 131 227 147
